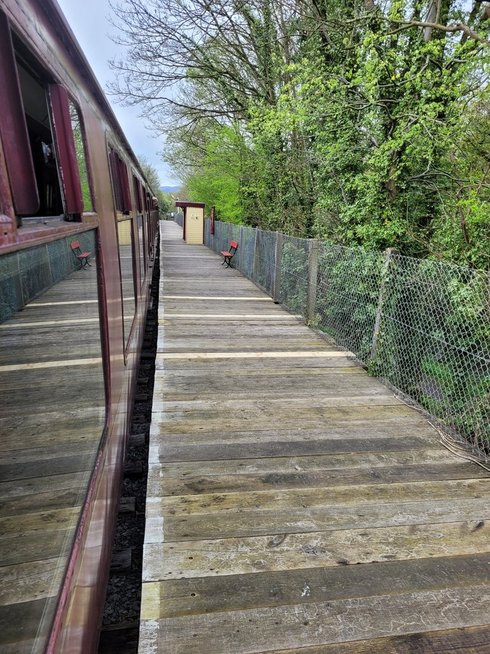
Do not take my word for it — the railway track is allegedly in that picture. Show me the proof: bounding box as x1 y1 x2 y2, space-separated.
98 242 160 654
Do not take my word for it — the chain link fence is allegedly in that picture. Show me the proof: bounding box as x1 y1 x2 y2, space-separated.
200 218 489 459
372 255 489 455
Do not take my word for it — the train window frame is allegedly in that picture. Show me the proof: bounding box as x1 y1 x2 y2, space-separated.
108 143 131 216
108 145 123 213
136 213 146 288
116 216 137 359
132 174 143 213
67 97 95 214
11 34 65 221
0 17 92 225
132 174 146 288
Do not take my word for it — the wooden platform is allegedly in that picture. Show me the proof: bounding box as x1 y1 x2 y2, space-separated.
139 221 490 653
0 262 105 654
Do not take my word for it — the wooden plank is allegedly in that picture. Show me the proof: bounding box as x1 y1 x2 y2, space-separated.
0 471 91 500
0 408 104 452
0 530 72 567
0 507 80 540
0 262 106 653
159 355 358 370
110 549 133 574
153 394 401 412
151 405 429 434
139 585 490 653
0 452 98 481
145 552 490 618
0 598 56 650
149 418 434 444
0 559 63 604
156 350 349 360
155 478 490 515
240 626 490 653
0 488 85 517
144 521 490 580
158 448 456 478
160 497 490 541
152 435 441 463
155 462 488 496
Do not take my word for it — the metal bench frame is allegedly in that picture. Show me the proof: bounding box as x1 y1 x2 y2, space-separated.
70 240 91 269
220 240 238 268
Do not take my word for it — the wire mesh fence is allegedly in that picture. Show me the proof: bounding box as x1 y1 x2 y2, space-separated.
316 244 386 362
200 218 489 459
372 255 490 455
278 236 310 316
173 213 184 228
254 229 277 295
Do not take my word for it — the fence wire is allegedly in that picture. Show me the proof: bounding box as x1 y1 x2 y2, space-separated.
254 229 277 295
373 255 489 454
199 218 489 459
316 244 385 362
279 236 310 316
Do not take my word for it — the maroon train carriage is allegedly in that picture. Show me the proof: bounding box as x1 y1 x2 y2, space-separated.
0 1 159 652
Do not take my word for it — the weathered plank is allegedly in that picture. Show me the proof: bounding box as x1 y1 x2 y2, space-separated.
160 497 490 541
139 585 490 654
155 462 488 496
158 448 456 478
146 553 490 618
0 559 64 605
155 478 490 513
239 626 490 654
151 435 441 463
152 405 432 435
144 521 490 580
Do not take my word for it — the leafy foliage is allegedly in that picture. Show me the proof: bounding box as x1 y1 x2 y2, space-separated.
112 0 490 268
137 156 171 213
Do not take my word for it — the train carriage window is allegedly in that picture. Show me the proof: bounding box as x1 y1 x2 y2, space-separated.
117 218 136 350
133 175 146 286
133 174 142 213
0 25 90 223
14 42 64 218
68 101 93 212
108 146 131 215
137 214 145 287
108 147 123 212
118 158 131 214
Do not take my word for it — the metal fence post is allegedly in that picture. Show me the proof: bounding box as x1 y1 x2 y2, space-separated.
252 227 259 285
306 239 319 322
371 247 397 363
273 231 283 304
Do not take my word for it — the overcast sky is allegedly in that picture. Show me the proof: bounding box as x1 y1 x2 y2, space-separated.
55 0 180 187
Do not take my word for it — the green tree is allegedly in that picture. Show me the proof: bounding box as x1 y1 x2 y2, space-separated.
111 0 490 267
138 156 171 213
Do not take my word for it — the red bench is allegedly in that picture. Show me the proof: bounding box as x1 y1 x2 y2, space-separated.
70 240 91 269
220 240 238 268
